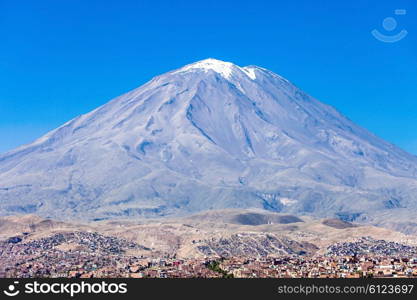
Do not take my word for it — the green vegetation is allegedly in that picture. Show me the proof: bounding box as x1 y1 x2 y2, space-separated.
206 260 234 278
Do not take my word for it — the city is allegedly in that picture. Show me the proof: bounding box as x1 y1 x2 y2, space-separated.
1 231 417 278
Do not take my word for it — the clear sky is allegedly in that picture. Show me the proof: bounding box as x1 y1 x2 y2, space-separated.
1 0 416 154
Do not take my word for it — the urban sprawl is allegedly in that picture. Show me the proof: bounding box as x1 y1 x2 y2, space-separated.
1 232 417 278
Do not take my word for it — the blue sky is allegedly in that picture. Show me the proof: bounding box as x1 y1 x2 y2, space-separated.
0 0 416 154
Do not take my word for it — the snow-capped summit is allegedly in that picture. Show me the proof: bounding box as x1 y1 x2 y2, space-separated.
174 58 257 80
1 59 416 233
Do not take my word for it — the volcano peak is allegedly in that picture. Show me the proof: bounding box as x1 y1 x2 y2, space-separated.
174 58 257 80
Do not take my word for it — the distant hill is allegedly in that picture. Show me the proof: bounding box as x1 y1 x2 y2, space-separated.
322 218 356 229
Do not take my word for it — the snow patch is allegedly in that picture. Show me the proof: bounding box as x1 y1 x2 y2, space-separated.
242 67 257 80
175 58 256 80
176 58 235 79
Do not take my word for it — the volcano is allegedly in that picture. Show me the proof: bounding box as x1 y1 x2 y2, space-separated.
1 59 417 232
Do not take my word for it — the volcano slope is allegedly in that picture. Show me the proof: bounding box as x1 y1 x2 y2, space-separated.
1 59 417 233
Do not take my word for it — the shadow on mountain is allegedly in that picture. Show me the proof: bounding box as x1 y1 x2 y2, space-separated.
322 218 356 229
232 212 303 226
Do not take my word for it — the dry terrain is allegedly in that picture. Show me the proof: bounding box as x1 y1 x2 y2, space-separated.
1 209 416 259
